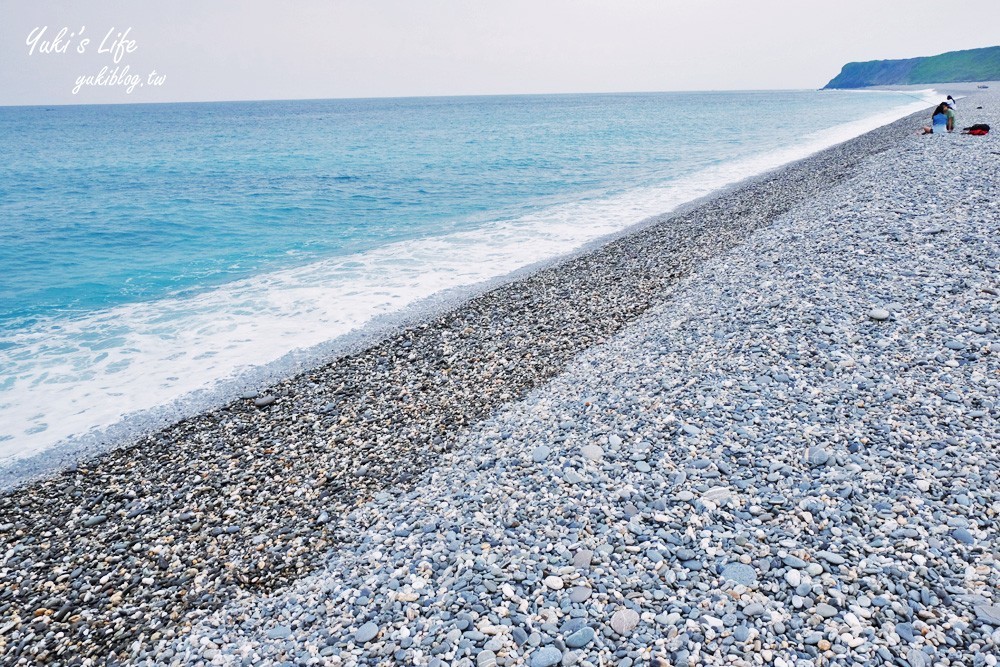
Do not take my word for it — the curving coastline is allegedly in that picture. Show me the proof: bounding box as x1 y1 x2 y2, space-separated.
1 94 997 665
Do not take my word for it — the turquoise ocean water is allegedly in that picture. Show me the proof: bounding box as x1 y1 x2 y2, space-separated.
0 89 936 473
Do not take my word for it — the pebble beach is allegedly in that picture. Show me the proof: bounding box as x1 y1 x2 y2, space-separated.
2 93 998 666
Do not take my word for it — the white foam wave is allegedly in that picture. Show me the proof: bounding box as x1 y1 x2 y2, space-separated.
0 92 938 471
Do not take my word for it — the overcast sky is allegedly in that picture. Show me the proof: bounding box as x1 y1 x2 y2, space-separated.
1 0 997 106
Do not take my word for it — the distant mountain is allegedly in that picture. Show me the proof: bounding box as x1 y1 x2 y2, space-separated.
824 46 1000 89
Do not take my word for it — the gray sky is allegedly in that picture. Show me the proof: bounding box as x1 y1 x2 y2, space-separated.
1 0 997 106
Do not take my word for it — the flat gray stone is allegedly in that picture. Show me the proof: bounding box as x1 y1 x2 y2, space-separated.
681 423 701 436
529 646 562 667
783 555 808 569
868 308 891 321
580 445 603 461
573 549 593 569
531 445 551 463
721 563 757 586
355 621 379 643
815 550 846 565
975 604 1000 625
701 486 732 503
564 626 595 648
952 528 975 545
815 603 838 618
907 648 928 667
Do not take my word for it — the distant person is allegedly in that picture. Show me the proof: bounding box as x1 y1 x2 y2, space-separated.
920 103 951 134
946 95 956 109
944 101 956 132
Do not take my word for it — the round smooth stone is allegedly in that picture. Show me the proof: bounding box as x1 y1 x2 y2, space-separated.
868 309 891 321
952 528 975 545
572 550 593 569
355 621 379 643
815 603 838 618
805 447 829 467
610 608 640 636
783 555 808 569
907 648 928 667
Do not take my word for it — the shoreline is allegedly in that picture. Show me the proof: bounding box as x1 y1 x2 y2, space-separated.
1 90 938 489
2 94 995 664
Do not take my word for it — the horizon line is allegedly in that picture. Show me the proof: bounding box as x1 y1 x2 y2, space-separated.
0 85 837 110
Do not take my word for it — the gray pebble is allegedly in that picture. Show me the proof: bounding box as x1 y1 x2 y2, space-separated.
355 621 379 644
529 646 562 667
532 446 551 463
721 563 757 586
564 626 595 649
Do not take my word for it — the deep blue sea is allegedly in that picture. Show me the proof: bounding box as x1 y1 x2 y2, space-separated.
0 89 936 471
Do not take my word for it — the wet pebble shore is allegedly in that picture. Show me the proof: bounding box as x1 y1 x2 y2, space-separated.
2 96 998 666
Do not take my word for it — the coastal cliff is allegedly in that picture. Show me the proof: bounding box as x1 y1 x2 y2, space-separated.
824 45 1000 88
